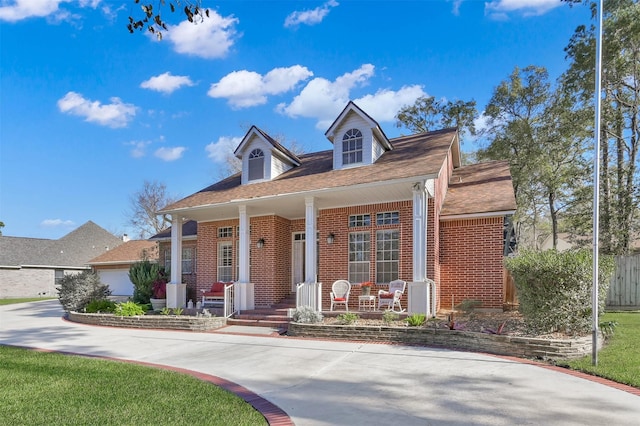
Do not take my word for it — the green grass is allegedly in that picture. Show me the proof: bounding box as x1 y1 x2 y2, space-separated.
0 297 56 306
561 312 640 388
0 346 267 426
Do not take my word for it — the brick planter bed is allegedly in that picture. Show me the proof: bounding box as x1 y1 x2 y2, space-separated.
68 311 227 332
288 322 599 360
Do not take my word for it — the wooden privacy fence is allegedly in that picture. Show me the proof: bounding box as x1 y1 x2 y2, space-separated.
606 253 640 310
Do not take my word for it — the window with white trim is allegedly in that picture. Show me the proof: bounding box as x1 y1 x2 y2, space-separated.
218 226 233 238
164 247 195 274
349 214 371 227
248 148 265 181
348 232 370 283
376 230 399 283
218 242 233 282
376 211 399 225
342 129 363 165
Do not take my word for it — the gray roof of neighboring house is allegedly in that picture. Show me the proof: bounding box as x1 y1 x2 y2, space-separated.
149 220 198 240
0 221 124 268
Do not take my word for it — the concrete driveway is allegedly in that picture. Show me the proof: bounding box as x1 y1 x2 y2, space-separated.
1 300 639 426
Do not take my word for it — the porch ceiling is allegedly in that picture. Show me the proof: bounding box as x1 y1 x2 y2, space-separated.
175 179 421 222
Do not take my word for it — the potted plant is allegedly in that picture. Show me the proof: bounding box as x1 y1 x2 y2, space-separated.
149 271 168 311
360 281 373 296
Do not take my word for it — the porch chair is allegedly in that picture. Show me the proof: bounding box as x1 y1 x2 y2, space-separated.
330 280 351 311
378 279 407 312
202 282 226 307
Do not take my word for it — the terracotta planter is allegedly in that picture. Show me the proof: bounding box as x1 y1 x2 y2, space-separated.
150 298 167 311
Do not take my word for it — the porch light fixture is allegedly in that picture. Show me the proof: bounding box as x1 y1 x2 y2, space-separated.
327 233 335 244
257 238 265 248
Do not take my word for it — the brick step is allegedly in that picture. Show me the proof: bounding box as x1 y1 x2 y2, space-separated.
240 307 292 315
234 312 291 321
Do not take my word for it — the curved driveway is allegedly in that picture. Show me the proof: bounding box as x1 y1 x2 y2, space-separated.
1 300 639 426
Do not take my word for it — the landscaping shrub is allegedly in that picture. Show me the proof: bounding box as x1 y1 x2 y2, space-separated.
405 313 426 327
505 249 614 335
129 260 163 304
84 299 117 313
292 306 323 323
58 271 111 312
336 312 359 325
114 301 147 316
382 310 400 324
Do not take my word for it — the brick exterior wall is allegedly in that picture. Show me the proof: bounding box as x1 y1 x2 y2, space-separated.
158 239 199 302
439 217 505 310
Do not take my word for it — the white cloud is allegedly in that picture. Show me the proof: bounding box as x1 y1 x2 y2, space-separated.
127 140 151 158
154 146 186 161
284 0 339 28
205 136 242 163
353 85 427 123
41 219 75 228
140 72 195 94
485 0 562 19
207 65 313 108
165 10 239 59
57 91 137 128
0 0 100 22
276 64 376 129
450 0 463 16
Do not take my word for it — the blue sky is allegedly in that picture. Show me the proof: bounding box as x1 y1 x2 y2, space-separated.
0 0 591 240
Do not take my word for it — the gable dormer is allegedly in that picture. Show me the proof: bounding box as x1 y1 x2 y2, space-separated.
234 126 301 185
325 101 392 170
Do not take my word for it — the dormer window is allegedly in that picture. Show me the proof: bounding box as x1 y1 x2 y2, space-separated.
342 129 363 165
248 149 264 181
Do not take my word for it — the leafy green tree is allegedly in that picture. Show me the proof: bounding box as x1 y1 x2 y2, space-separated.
395 96 478 141
478 66 591 250
58 271 111 312
561 0 640 254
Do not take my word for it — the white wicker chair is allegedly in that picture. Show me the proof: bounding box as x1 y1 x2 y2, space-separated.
330 280 351 311
378 280 406 312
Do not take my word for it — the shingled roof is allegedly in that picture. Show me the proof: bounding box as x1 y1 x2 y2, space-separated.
440 161 517 217
161 128 458 213
87 240 158 265
0 221 123 268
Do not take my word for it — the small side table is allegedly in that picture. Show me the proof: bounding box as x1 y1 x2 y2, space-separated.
358 295 376 311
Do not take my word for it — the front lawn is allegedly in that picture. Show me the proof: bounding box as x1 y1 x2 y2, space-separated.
560 312 640 388
0 346 267 425
0 297 55 306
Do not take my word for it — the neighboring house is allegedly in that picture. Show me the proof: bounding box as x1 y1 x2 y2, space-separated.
0 221 124 298
87 239 158 296
158 102 517 312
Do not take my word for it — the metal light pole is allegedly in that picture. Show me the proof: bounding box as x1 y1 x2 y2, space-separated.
592 0 604 367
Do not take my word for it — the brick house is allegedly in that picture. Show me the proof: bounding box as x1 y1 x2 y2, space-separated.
158 102 516 314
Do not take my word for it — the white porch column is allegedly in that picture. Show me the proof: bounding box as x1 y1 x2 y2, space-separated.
167 214 186 308
304 196 317 283
412 182 428 281
236 205 254 310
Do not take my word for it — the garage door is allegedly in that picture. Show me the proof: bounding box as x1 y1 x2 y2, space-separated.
98 269 134 296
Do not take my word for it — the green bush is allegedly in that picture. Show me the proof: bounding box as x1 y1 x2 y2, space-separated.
505 249 614 335
114 301 147 316
58 271 111 312
292 306 323 323
336 312 359 325
405 313 426 327
382 310 399 324
84 299 117 313
129 260 163 304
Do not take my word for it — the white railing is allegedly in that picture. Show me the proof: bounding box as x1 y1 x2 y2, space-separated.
224 283 236 318
296 282 322 311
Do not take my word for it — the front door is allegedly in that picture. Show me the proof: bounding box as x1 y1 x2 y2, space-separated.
292 232 305 292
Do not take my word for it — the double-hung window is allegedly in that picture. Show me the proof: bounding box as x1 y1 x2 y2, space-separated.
348 232 370 283
376 230 399 283
218 242 233 282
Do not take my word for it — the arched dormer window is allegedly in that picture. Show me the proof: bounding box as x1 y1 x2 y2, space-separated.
248 149 264 181
342 129 363 165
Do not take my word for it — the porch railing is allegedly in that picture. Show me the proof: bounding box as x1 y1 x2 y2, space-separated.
224 283 236 318
296 282 322 311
